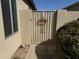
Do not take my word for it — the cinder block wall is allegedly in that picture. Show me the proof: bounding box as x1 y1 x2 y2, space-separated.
56 10 79 30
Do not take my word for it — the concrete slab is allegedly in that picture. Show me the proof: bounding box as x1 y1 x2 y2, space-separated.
25 40 64 59
25 44 56 59
25 44 38 59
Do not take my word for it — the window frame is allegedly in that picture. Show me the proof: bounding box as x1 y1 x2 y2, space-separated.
1 0 18 38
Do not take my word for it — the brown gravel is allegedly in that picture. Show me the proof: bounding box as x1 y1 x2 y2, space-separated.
11 45 30 59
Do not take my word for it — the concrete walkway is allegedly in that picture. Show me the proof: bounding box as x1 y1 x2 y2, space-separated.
25 40 62 59
25 44 58 59
25 44 38 59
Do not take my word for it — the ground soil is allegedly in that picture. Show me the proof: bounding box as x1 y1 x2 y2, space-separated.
11 45 30 59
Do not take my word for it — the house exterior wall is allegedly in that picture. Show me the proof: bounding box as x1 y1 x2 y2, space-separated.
56 10 79 30
17 0 35 45
20 10 32 45
0 0 33 59
16 0 33 45
0 0 22 59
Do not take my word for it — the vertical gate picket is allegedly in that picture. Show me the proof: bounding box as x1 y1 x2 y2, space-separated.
31 11 55 44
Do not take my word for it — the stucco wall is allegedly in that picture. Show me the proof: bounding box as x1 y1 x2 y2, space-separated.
0 0 31 59
18 0 33 45
56 10 79 30
20 10 33 45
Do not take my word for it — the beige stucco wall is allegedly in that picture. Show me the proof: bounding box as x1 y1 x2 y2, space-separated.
20 9 33 45
56 10 79 30
0 0 35 58
0 0 29 59
17 0 33 45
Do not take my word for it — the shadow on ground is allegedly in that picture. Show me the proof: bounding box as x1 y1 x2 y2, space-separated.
35 39 64 59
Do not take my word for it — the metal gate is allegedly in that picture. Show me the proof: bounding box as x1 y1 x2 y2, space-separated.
31 11 55 44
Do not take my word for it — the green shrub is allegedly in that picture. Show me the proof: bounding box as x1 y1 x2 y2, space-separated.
56 19 79 59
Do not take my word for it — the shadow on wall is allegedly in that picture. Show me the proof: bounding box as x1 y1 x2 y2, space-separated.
35 39 59 59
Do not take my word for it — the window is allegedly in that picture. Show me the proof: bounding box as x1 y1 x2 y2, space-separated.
11 0 18 32
1 0 18 37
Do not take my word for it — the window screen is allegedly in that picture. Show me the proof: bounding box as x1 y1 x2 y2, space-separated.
1 0 12 37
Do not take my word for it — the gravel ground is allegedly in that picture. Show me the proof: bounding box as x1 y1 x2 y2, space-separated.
11 45 30 59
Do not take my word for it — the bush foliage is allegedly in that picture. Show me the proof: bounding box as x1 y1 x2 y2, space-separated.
56 19 79 59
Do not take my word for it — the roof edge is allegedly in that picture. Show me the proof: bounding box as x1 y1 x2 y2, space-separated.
29 0 37 10
63 1 79 10
23 0 37 10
